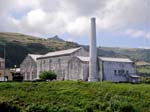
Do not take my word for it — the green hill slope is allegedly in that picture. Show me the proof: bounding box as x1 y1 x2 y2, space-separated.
1 32 150 68
0 32 79 68
98 47 150 62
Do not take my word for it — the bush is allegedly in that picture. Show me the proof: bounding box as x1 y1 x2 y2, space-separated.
119 103 136 112
26 103 49 112
141 77 150 84
0 102 20 112
39 71 56 80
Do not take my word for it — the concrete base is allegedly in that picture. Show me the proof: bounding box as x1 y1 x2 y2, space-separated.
88 77 98 82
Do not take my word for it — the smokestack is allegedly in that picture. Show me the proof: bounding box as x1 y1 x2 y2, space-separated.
88 17 98 81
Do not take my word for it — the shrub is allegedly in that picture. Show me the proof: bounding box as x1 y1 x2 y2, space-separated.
119 103 136 112
39 71 56 80
0 102 20 112
26 103 49 112
59 106 82 112
141 77 150 84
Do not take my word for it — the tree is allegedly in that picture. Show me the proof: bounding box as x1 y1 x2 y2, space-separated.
39 71 57 80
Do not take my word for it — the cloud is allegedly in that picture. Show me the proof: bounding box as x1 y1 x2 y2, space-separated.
125 29 150 39
26 9 46 27
0 0 149 38
67 17 90 35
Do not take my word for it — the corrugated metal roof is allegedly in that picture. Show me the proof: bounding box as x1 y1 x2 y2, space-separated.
29 54 42 61
76 56 89 62
129 75 140 78
38 47 81 59
99 57 133 63
75 56 133 63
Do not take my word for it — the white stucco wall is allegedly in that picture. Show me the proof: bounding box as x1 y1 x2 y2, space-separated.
68 57 89 81
20 56 37 80
101 61 135 82
36 47 89 80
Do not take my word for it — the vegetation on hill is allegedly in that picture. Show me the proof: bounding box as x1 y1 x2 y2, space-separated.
0 81 149 112
0 32 79 68
136 65 150 76
98 47 150 62
1 32 150 68
48 35 65 42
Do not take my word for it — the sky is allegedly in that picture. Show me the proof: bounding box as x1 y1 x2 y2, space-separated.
0 0 150 48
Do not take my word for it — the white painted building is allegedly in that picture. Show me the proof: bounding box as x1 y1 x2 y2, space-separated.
21 48 140 82
36 47 89 80
68 56 140 82
20 18 140 82
68 56 89 81
20 54 42 80
99 57 138 82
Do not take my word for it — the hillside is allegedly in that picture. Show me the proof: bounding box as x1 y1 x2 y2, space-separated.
0 81 149 112
0 32 79 68
98 47 150 62
48 35 65 42
1 32 150 68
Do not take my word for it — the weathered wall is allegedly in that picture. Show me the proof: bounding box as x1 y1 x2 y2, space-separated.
20 56 37 80
0 61 5 69
0 69 13 81
68 57 89 81
37 47 89 80
37 55 71 80
99 60 135 82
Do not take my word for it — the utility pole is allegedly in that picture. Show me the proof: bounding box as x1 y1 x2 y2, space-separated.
3 43 6 81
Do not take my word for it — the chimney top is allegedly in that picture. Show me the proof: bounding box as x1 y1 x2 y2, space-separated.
91 17 95 19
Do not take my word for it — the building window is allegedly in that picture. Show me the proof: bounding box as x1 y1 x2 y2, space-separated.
120 69 125 74
43 60 46 71
118 70 120 74
49 59 52 63
114 70 117 75
126 70 129 74
49 60 52 70
40 61 42 71
118 69 125 76
58 59 61 63
43 60 45 64
58 59 61 68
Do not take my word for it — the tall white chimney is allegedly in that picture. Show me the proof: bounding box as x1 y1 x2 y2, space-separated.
88 17 98 81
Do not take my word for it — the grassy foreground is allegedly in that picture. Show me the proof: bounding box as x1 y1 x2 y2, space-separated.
0 81 149 112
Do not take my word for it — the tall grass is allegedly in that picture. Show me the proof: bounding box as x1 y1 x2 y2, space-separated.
0 81 149 112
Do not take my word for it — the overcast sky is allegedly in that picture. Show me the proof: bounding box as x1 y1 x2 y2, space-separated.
0 0 150 48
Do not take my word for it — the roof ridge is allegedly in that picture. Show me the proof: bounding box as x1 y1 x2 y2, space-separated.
38 47 82 59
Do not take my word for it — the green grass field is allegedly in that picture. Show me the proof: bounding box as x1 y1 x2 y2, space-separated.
0 81 149 112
